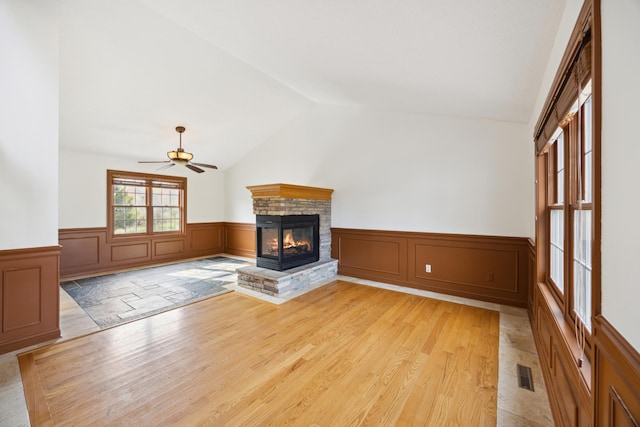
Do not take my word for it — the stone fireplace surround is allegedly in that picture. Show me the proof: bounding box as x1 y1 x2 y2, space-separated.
237 184 338 298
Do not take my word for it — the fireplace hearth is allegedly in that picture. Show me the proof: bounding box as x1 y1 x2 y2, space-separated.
256 214 319 271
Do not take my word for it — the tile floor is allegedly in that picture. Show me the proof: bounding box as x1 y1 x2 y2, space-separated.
61 256 250 328
0 256 553 426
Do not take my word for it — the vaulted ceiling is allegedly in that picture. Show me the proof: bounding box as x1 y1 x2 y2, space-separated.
59 0 566 169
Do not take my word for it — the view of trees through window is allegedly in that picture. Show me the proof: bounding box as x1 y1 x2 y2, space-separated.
108 171 185 237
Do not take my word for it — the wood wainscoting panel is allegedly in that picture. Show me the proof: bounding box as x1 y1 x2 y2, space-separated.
593 315 640 427
188 223 224 254
410 241 518 292
153 240 184 257
333 233 407 283
224 222 256 257
0 246 61 354
58 235 99 269
3 268 41 331
111 243 149 262
532 282 593 427
59 228 108 277
60 223 227 279
408 235 528 306
331 228 530 307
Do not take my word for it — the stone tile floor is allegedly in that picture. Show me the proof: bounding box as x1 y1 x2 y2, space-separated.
61 256 251 328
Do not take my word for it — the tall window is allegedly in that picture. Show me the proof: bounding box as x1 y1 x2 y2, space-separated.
534 3 598 369
545 83 593 331
107 170 186 238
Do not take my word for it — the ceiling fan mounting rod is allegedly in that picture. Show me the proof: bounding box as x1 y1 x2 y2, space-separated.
176 126 185 150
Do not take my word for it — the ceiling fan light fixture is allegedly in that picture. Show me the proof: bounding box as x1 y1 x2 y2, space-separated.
138 125 217 173
167 149 193 163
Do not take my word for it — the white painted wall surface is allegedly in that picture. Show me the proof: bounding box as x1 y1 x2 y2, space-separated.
59 150 224 229
526 0 583 241
225 105 532 238
528 0 584 137
600 0 640 351
0 0 59 250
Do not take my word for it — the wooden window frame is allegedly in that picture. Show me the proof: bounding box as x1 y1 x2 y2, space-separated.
534 0 600 386
107 170 187 242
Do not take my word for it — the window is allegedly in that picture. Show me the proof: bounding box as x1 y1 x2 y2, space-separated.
534 0 599 372
544 84 593 331
107 170 186 238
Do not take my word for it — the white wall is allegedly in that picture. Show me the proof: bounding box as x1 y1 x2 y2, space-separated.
0 0 59 250
600 0 640 351
225 105 532 238
528 0 584 136
59 150 224 229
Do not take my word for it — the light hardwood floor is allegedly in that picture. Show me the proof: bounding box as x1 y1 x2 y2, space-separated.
19 280 500 426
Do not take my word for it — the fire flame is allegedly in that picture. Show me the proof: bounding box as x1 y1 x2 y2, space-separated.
283 231 311 250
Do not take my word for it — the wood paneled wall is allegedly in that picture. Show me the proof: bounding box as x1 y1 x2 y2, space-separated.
331 228 531 307
60 223 226 278
223 222 256 258
532 282 592 426
0 246 61 354
532 280 640 427
593 316 640 426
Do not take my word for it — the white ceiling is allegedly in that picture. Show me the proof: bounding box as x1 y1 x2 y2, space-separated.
59 0 565 170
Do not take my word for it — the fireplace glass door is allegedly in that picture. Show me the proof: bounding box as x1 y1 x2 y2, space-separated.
260 226 314 258
256 215 319 271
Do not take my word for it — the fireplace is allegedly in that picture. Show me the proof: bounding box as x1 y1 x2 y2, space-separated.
256 214 319 271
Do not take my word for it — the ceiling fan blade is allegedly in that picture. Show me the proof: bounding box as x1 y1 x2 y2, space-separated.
157 163 176 171
190 162 218 170
138 160 171 164
186 164 205 173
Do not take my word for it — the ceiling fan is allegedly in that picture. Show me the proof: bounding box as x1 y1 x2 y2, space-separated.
138 126 218 173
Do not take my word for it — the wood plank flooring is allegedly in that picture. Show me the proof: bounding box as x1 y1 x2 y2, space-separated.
18 280 499 426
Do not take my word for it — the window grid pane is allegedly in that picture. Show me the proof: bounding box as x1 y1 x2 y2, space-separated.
573 209 592 331
113 185 146 207
556 133 564 204
550 209 564 294
114 206 147 234
152 207 180 232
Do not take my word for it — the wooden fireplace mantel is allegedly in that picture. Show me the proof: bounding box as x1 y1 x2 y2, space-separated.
246 184 334 200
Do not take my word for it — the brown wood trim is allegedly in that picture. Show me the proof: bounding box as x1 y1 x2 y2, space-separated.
0 246 61 355
0 246 62 259
246 183 334 200
223 222 256 257
527 240 536 317
331 227 530 245
591 0 603 331
331 227 530 307
58 227 107 233
593 315 640 426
